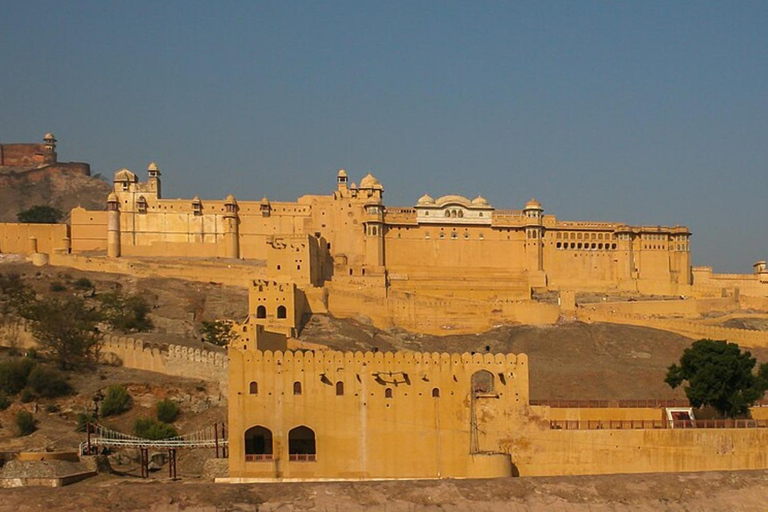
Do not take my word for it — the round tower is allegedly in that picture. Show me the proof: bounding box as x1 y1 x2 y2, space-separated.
223 194 240 259
107 192 121 258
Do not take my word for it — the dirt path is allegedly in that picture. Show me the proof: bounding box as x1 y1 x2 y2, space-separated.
2 470 767 511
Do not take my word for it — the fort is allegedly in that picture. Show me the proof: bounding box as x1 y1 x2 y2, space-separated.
4 134 768 481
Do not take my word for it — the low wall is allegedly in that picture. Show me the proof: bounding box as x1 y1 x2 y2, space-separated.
0 223 69 255
514 428 768 477
578 309 768 348
327 284 559 335
584 297 737 318
48 253 265 288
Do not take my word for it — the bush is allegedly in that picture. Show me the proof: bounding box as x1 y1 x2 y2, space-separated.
45 404 60 413
133 417 178 440
0 391 9 410
15 410 36 436
20 389 34 403
27 367 72 398
100 385 131 417
49 282 67 292
0 358 35 395
156 399 179 423
73 277 93 290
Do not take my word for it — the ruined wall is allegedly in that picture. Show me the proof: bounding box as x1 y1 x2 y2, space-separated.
0 143 54 166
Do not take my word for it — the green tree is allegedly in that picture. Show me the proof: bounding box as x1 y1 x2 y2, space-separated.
17 205 63 224
200 319 236 346
27 296 102 369
97 292 153 333
666 339 768 418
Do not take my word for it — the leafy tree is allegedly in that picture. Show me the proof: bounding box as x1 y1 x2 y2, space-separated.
133 417 178 440
15 410 36 436
666 339 768 418
97 292 153 333
200 319 236 346
17 205 63 224
73 277 93 290
100 384 131 417
26 296 102 369
156 399 179 423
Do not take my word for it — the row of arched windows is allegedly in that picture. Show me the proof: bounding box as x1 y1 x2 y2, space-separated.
255 305 286 319
245 425 316 462
556 242 617 250
250 382 486 399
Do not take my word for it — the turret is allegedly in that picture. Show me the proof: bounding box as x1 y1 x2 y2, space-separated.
42 132 57 164
147 162 162 198
523 199 544 272
107 192 121 258
337 169 348 191
223 194 240 259
260 196 271 218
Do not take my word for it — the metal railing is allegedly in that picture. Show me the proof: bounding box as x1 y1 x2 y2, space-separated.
549 419 768 430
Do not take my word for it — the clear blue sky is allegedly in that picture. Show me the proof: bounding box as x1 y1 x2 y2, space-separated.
2 1 767 272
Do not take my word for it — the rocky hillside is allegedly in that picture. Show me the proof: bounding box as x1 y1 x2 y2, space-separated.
0 167 110 222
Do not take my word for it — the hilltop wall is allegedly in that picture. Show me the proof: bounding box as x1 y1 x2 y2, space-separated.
0 325 227 392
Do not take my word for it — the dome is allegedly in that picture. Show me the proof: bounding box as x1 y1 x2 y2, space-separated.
107 192 118 202
337 169 347 178
417 194 435 206
435 195 472 208
224 194 237 204
524 198 542 210
350 182 358 189
360 173 382 189
43 132 56 141
471 195 490 206
192 195 201 203
147 162 159 172
260 196 270 205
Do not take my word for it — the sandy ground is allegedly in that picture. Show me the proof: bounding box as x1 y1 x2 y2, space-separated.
2 470 768 511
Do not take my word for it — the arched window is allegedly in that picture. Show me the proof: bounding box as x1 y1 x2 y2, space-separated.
336 381 344 396
472 370 495 395
256 305 266 319
249 381 258 395
444 210 450 217
293 381 302 395
458 210 464 218
432 388 440 398
277 305 287 319
385 388 393 398
244 426 273 461
288 426 316 461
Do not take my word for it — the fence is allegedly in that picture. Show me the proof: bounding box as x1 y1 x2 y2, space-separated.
550 419 768 430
